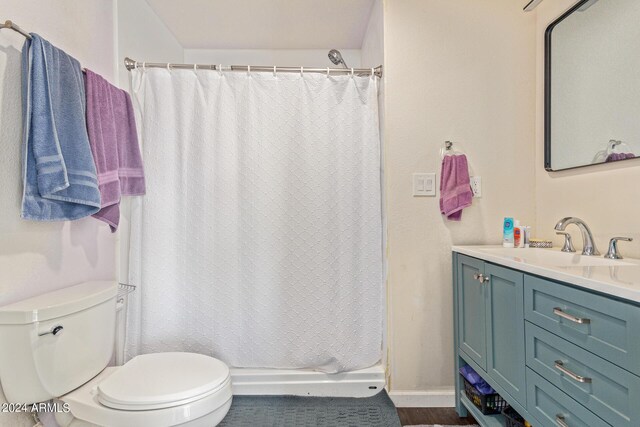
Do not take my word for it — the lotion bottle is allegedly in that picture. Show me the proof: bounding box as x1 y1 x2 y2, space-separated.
514 221 525 248
503 217 514 248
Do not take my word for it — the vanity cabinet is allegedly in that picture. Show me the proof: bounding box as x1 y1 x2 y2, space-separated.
453 250 640 427
455 254 526 407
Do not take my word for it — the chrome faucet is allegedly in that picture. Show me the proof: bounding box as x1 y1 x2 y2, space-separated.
554 217 600 256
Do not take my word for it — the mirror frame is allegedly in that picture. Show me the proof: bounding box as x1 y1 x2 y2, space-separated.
545 0 612 172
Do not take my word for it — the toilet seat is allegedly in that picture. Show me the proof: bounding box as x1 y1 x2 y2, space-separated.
98 352 229 410
58 353 232 427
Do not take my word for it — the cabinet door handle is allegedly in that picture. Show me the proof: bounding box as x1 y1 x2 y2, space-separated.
555 414 569 427
554 360 592 383
473 273 489 284
553 308 590 324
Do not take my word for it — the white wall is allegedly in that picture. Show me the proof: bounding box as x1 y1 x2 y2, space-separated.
0 3 117 425
184 49 361 68
535 0 640 258
116 0 184 88
115 0 184 283
361 0 383 69
383 0 536 401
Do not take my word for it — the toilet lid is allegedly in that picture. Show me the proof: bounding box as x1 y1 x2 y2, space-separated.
97 352 230 410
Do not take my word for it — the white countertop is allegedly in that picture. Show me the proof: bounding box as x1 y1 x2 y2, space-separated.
452 245 640 304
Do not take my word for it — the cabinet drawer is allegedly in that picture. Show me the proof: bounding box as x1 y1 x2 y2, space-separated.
526 368 609 427
526 322 640 427
524 275 640 375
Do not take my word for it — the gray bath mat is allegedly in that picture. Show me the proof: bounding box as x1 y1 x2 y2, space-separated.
219 391 401 426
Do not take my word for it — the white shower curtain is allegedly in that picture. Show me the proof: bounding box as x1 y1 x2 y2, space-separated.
125 68 383 373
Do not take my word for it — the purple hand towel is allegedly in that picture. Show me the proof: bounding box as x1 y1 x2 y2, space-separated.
606 152 635 162
85 69 145 232
439 154 472 221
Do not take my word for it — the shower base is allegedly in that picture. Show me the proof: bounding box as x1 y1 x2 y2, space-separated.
230 364 385 398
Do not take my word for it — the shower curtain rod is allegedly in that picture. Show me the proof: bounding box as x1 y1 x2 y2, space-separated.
0 21 382 78
124 57 383 78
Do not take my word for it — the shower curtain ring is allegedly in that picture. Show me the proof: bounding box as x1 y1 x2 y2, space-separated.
371 68 374 79
166 63 171 72
300 66 304 76
142 62 146 71
193 63 197 72
350 68 354 78
247 65 251 76
273 66 277 77
326 67 330 77
134 61 138 70
218 64 223 76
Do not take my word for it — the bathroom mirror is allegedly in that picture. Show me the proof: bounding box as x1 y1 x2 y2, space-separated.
545 0 640 171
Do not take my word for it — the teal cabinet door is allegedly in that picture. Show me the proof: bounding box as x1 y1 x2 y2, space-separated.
456 254 487 370
485 264 526 406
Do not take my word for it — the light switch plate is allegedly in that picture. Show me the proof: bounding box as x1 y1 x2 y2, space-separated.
470 176 482 198
413 173 436 197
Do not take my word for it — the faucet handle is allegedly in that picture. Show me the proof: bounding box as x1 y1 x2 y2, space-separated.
556 232 576 253
604 237 633 260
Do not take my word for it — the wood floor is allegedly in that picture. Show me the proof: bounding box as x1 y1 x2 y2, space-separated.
397 407 478 426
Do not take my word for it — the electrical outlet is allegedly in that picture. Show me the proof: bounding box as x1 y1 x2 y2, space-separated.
470 176 482 198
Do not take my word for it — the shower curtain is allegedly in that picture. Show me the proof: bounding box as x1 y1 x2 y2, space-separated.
125 67 383 373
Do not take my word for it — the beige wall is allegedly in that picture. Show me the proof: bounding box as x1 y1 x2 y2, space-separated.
384 0 537 395
535 0 640 258
0 2 117 425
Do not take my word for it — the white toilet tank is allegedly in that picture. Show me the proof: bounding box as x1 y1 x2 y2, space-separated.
0 281 117 404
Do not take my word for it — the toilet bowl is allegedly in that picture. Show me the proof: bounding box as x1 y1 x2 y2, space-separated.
0 281 232 427
56 353 232 427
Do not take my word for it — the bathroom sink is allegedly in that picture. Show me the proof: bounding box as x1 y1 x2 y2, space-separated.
480 247 634 267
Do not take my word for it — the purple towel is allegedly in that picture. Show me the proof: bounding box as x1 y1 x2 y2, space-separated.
439 154 472 221
606 152 635 162
85 69 145 232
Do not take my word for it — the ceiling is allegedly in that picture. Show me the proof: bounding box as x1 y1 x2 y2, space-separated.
145 0 376 50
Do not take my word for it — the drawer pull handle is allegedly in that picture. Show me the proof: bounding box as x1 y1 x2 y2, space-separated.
555 414 569 427
554 360 592 383
553 308 590 324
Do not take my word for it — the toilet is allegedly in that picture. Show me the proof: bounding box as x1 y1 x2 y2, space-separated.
0 281 232 427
